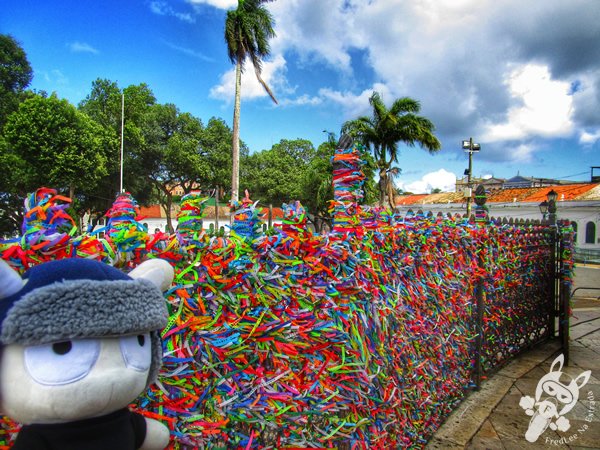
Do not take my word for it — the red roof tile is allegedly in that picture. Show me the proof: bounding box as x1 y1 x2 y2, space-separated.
486 188 539 203
138 205 163 218
521 184 598 202
420 192 465 204
395 194 429 205
576 184 600 200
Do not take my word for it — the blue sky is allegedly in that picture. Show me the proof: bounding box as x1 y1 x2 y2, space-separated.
3 0 600 193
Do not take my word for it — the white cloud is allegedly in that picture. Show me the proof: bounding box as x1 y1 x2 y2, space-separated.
318 83 393 119
68 41 99 54
42 69 69 86
279 94 322 107
400 169 457 194
579 130 600 144
511 143 538 162
186 0 237 9
269 0 360 71
572 71 600 129
208 0 600 166
162 40 214 62
150 1 195 22
483 64 574 141
259 0 512 129
209 54 286 103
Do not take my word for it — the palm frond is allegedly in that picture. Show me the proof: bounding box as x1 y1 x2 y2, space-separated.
252 62 278 104
390 97 420 115
342 91 441 206
387 166 402 178
225 0 277 101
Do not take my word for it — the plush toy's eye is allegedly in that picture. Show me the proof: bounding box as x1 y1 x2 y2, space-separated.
52 341 72 355
120 333 151 371
24 339 101 386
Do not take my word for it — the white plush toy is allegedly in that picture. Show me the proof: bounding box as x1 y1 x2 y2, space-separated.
0 258 173 450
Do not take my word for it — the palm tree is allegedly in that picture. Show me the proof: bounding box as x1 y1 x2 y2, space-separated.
225 0 278 203
342 91 441 209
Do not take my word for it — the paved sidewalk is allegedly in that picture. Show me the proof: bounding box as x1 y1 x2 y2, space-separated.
426 303 600 450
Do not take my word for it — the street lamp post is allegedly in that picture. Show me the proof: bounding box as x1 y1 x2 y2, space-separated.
547 189 558 226
538 200 549 222
462 137 481 217
544 188 559 341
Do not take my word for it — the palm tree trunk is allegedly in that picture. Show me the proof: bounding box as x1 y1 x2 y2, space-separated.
379 167 387 206
386 177 395 210
231 60 242 203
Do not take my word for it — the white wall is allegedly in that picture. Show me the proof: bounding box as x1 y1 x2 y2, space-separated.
138 218 283 235
395 201 600 249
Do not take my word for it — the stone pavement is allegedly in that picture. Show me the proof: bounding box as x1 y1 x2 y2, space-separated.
426 299 600 450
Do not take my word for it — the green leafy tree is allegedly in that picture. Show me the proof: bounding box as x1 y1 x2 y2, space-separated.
342 91 441 209
300 135 335 232
0 136 27 235
361 152 379 206
225 0 277 203
78 79 130 219
78 79 156 216
78 79 122 130
197 117 247 200
300 133 378 232
0 34 33 129
242 138 315 207
144 103 208 232
2 94 109 231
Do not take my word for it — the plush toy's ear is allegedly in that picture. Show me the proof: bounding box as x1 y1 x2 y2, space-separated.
0 260 24 300
129 259 174 292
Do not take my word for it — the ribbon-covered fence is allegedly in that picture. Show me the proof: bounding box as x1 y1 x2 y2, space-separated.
0 161 572 449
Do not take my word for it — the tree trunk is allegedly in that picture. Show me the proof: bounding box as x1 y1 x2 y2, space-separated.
165 194 174 234
379 167 387 207
386 176 395 210
214 185 219 232
231 60 242 203
157 184 173 233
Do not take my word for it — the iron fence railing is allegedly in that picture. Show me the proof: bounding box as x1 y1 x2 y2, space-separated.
574 247 600 264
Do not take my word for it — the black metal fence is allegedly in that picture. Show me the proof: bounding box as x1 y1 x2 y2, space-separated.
574 247 600 264
471 186 574 385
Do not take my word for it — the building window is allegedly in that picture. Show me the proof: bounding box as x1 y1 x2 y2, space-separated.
585 221 596 244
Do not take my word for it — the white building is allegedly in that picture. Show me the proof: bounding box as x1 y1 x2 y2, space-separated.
395 183 600 250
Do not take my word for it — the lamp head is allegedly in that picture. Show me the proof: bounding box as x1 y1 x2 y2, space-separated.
462 140 480 152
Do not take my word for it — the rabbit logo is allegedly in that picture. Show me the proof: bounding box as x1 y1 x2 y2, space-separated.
519 354 591 443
